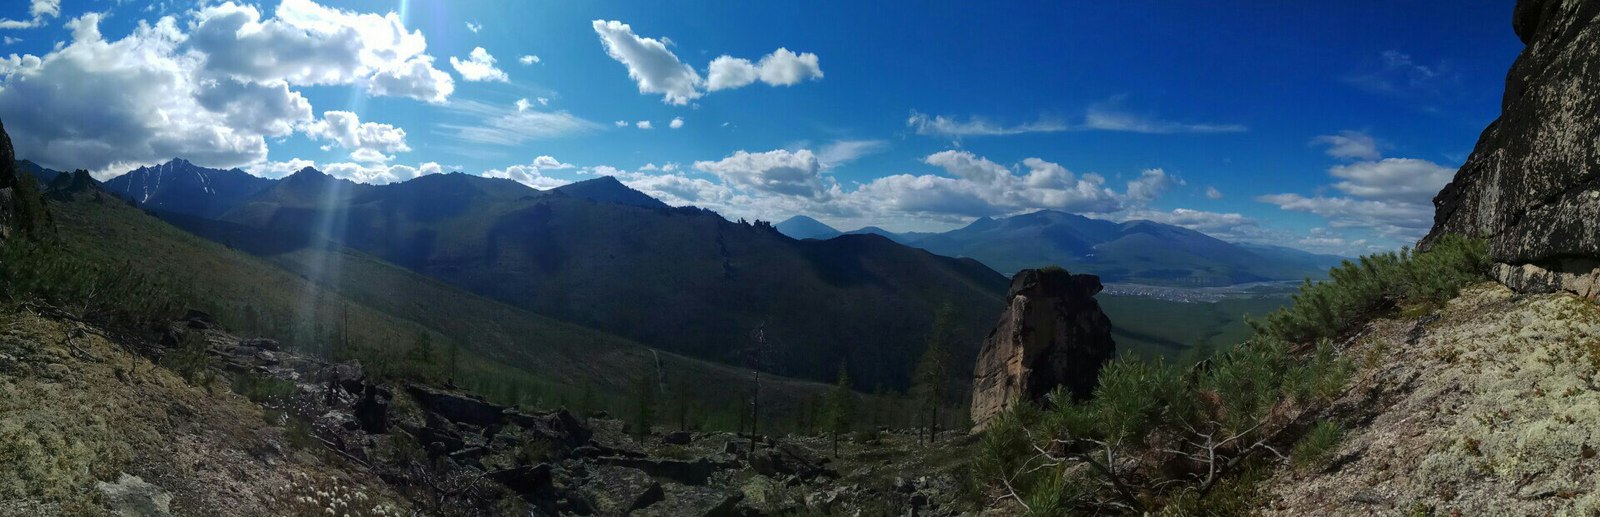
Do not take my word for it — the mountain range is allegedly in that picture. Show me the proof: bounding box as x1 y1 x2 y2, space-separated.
776 210 1343 286
105 160 1007 389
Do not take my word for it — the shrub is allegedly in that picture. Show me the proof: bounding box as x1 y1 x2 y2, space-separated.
1250 235 1488 344
981 335 1351 512
163 331 218 389
1291 420 1344 471
516 437 554 465
0 238 181 329
231 373 299 405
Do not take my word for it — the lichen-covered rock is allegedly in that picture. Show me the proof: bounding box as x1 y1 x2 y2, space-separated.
1260 283 1600 515
96 473 172 517
969 268 1115 430
1422 0 1600 298
579 465 664 516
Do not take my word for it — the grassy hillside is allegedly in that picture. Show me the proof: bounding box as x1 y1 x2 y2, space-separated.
46 193 840 422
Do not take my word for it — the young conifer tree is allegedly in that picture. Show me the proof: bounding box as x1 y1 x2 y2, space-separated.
826 362 855 457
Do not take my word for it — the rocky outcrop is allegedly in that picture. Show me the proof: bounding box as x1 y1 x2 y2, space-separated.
0 117 15 189
969 268 1116 430
1 117 16 241
0 187 13 243
1422 0 1600 299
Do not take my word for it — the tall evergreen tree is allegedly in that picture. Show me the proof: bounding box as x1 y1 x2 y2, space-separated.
632 371 656 443
912 302 956 444
670 383 692 432
410 331 435 366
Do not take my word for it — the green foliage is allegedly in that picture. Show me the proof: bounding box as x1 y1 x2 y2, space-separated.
978 255 1381 513
9 173 52 241
163 331 218 389
230 373 298 404
1251 235 1489 344
1291 420 1345 471
409 331 435 367
0 237 181 329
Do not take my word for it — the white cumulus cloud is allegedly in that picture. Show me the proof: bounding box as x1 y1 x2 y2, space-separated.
483 156 576 189
695 149 828 197
594 20 822 103
591 19 703 105
450 46 508 82
304 111 411 162
190 0 454 103
1258 146 1457 245
706 48 822 91
0 0 62 29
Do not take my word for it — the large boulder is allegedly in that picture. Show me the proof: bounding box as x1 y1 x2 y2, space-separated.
969 268 1115 430
406 383 507 428
1422 0 1600 299
578 466 665 515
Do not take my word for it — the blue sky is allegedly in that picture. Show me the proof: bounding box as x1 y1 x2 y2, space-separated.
0 0 1522 253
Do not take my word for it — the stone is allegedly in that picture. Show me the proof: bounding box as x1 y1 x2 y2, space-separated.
96 473 173 517
506 408 593 450
749 442 833 481
662 430 692 445
636 485 744 517
969 268 1116 430
406 383 507 428
353 383 389 434
239 338 280 351
595 456 737 486
804 486 849 512
1422 0 1600 299
580 466 665 515
487 463 555 494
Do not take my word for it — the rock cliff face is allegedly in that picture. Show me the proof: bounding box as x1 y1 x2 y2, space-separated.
1423 0 1600 299
1 117 16 241
969 268 1116 430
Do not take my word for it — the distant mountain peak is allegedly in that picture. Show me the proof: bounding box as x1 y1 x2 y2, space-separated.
552 175 668 209
776 215 842 240
100 158 276 217
290 166 325 178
